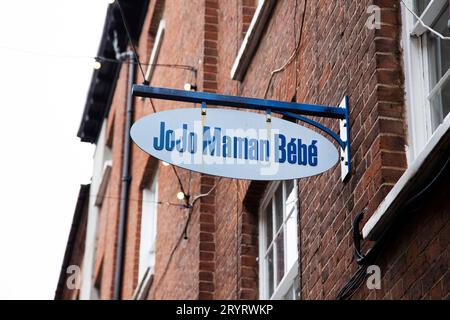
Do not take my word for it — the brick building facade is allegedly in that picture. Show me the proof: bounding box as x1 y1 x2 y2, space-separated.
59 0 450 300
55 185 89 300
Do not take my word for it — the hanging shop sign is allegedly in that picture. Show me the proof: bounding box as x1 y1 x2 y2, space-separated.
131 86 351 181
131 108 340 180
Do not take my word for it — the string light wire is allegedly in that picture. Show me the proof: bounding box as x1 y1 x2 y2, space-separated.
0 44 197 73
114 0 195 210
114 0 214 297
83 191 186 208
400 0 450 40
115 0 147 80
151 178 222 295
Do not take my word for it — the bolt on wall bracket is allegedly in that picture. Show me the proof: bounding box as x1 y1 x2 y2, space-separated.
339 96 351 182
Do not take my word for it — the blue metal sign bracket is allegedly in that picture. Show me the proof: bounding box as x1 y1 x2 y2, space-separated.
132 85 351 181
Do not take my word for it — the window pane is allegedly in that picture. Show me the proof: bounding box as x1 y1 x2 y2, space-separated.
140 175 158 282
275 231 285 287
265 202 273 249
274 185 283 232
428 4 450 86
430 77 450 129
427 3 450 130
267 248 274 297
286 205 298 270
262 180 299 300
414 0 431 16
285 180 296 215
285 180 294 198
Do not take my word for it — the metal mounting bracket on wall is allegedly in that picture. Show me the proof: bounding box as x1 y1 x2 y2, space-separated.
339 96 351 181
132 85 351 182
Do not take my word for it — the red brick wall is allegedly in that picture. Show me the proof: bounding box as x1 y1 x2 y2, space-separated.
97 61 129 300
352 168 450 299
242 0 256 38
90 0 449 300
57 188 89 300
129 0 206 300
198 0 220 300
293 0 407 299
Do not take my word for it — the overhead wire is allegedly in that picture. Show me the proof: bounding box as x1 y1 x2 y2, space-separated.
0 3 199 213
263 0 307 99
0 45 197 72
82 191 187 208
112 0 450 300
141 96 190 208
336 1 450 298
336 156 450 300
151 178 222 294
115 0 147 81
113 0 211 299
337 1 450 300
182 177 222 239
114 0 195 208
400 0 450 40
113 0 219 297
0 44 97 60
99 56 197 71
336 0 450 301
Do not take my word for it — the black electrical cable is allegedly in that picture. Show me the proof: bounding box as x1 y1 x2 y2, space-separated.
263 0 307 99
115 0 147 82
337 156 450 300
182 178 222 239
114 0 194 211
336 266 367 300
144 98 191 212
97 56 197 71
143 91 191 210
352 211 367 263
355 156 450 267
171 165 190 208
151 179 221 294
76 191 186 208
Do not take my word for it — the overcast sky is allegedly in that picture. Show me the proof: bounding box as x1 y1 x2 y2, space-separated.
0 0 109 299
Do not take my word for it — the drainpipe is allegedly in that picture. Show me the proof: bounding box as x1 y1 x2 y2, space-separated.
113 51 136 300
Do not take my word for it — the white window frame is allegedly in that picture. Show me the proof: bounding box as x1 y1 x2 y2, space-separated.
94 160 112 206
145 19 165 83
402 0 450 162
362 0 450 243
231 0 276 81
80 119 112 300
258 180 299 300
138 170 159 283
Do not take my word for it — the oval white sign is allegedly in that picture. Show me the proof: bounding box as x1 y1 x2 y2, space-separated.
130 108 339 180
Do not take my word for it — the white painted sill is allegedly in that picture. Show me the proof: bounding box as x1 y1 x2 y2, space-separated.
362 113 450 240
145 19 165 83
95 160 112 206
132 266 154 300
230 0 276 81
